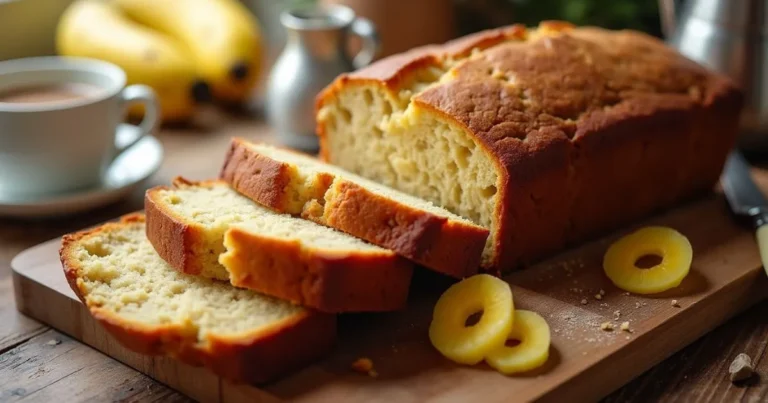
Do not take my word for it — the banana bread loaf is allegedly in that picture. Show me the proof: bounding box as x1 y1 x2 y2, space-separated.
316 21 743 272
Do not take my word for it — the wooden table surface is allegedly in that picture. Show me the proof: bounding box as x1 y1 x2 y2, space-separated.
0 110 766 402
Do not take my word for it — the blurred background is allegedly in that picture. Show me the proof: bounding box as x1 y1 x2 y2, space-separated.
0 0 666 105
253 0 664 78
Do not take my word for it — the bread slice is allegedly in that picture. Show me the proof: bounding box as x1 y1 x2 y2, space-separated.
145 178 413 313
60 214 336 384
220 138 490 278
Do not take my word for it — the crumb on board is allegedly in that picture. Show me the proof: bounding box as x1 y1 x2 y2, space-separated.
635 302 642 309
729 353 754 382
581 299 588 305
46 339 61 346
599 289 606 296
620 321 631 332
625 335 631 340
600 322 615 331
671 299 681 308
624 292 630 296
351 357 378 377
613 310 621 319
594 294 603 300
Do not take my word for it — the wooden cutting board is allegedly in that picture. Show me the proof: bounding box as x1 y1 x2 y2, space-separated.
11 192 768 403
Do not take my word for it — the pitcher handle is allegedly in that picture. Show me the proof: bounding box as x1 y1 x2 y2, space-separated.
349 16 380 69
658 0 677 39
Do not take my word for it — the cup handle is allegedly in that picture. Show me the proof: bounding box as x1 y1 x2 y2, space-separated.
115 84 159 158
348 16 381 69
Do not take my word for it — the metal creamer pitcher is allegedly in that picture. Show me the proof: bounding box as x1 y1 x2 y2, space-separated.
660 0 768 153
265 5 379 152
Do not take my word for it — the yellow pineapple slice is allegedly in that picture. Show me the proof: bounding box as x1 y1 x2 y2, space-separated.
603 226 693 294
485 310 550 374
429 274 514 365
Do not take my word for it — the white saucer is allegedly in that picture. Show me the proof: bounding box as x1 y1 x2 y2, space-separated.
0 125 163 218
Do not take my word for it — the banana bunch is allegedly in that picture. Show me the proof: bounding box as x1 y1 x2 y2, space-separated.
57 0 263 123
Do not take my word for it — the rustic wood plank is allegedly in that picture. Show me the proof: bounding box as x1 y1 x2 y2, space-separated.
603 300 768 403
0 329 190 402
0 278 46 354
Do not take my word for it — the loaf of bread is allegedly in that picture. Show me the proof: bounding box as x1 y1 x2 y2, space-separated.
220 138 490 278
145 178 412 312
316 21 743 272
60 214 336 383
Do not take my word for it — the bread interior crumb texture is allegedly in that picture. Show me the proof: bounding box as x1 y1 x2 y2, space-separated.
71 221 305 340
318 67 500 264
156 182 386 281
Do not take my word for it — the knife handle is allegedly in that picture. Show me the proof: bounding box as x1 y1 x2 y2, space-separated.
755 225 768 277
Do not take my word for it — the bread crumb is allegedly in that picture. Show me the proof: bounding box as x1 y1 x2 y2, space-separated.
594 294 603 300
625 335 631 340
620 321 631 332
624 292 630 296
581 299 588 305
46 339 61 346
729 353 753 382
600 322 614 331
635 302 642 309
351 357 377 377
599 289 606 296
671 300 681 308
613 310 621 319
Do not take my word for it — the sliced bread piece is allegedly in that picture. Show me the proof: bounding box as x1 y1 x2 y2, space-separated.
145 178 413 313
220 137 490 278
60 214 336 384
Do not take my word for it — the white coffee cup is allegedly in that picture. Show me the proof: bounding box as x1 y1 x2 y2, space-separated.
0 56 158 198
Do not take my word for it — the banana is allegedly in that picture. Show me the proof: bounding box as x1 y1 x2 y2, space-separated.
115 0 263 104
56 0 210 122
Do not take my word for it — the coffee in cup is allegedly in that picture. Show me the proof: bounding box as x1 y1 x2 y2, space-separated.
0 57 158 198
0 82 104 104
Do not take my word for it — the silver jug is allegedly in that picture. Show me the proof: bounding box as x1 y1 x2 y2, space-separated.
265 5 380 152
660 0 768 153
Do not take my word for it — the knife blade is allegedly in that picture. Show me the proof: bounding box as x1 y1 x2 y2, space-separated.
721 150 768 276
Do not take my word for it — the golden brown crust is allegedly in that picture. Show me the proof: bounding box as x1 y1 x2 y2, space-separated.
221 227 413 313
316 22 743 271
145 183 201 275
316 180 487 278
59 214 336 384
220 140 296 213
220 138 490 278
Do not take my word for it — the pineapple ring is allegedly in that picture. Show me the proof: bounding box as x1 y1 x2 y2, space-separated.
429 274 514 365
485 310 551 375
603 226 693 294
